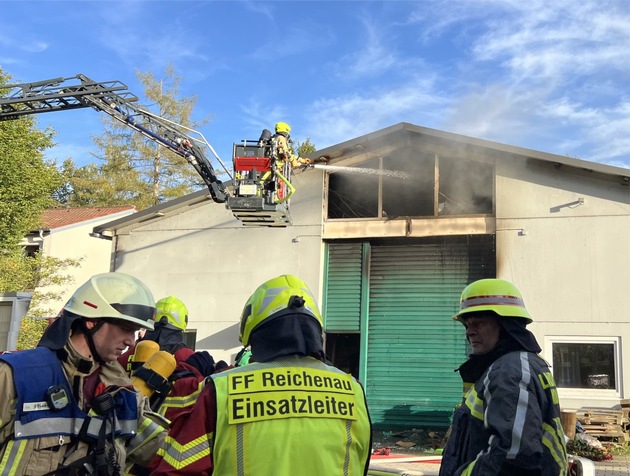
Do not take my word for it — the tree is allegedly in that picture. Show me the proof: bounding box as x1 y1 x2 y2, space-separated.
0 73 61 250
60 64 211 209
0 68 81 348
297 138 316 156
0 252 82 350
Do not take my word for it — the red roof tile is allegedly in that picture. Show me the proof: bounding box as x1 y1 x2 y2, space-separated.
40 206 136 229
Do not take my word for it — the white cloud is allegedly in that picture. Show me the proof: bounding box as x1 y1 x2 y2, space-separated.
333 13 398 78
21 41 48 53
305 77 447 148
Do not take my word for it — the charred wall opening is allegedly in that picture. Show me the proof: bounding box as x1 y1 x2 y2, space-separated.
327 149 494 219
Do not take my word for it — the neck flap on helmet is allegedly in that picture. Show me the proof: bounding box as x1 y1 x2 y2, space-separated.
249 312 324 363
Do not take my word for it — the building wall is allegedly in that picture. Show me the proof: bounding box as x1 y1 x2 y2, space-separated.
112 169 325 364
495 158 630 408
33 213 134 314
106 138 630 412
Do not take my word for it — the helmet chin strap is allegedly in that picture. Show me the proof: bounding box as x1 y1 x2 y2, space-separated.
79 320 106 364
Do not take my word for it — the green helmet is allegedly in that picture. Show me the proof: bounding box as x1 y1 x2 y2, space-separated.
239 274 322 347
155 295 188 331
453 278 532 324
63 272 156 329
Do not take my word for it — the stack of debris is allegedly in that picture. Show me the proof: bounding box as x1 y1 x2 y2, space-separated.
576 407 629 442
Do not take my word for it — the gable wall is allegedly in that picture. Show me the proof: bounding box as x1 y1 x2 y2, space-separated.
495 157 630 408
35 215 133 314
113 170 326 364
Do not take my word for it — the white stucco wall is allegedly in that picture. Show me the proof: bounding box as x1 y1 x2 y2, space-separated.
104 138 630 411
495 158 630 409
112 169 325 364
33 211 135 315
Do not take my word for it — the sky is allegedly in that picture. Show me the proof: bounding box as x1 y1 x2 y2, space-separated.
1 0 630 174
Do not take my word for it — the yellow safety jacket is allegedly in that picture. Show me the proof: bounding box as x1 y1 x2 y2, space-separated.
212 356 372 475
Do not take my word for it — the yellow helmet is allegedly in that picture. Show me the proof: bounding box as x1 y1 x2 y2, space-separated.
453 278 532 324
239 274 322 346
275 121 291 134
155 295 188 331
63 272 156 329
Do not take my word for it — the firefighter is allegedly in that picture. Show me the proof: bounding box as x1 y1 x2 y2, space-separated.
439 278 568 476
272 121 312 169
122 295 220 422
144 295 191 355
151 274 372 475
0 272 167 476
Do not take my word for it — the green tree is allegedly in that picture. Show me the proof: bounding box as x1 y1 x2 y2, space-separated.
0 74 61 250
61 64 211 209
297 137 316 156
0 251 82 349
0 69 81 348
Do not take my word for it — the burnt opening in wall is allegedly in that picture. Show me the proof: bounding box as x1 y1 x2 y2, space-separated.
326 332 360 379
326 149 494 219
438 156 494 215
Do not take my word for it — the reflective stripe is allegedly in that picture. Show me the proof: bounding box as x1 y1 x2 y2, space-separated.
506 352 530 459
542 418 568 475
15 413 135 440
461 459 476 476
464 387 484 421
460 294 525 310
157 434 212 470
343 419 352 476
158 382 204 416
127 416 164 455
0 440 27 476
236 424 244 476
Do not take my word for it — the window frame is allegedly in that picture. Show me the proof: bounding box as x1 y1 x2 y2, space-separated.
544 335 622 400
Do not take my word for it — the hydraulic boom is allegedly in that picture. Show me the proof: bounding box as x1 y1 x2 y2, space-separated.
0 74 294 226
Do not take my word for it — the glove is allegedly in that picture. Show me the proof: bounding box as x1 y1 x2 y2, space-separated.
184 351 216 377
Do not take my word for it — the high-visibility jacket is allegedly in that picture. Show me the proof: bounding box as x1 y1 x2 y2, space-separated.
213 357 371 475
0 344 166 476
438 350 568 476
152 355 372 475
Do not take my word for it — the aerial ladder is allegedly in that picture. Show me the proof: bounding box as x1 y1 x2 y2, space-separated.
0 74 292 226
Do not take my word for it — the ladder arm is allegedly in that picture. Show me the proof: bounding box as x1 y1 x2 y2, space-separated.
0 74 229 203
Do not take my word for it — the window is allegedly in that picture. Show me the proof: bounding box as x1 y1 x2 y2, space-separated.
183 330 197 351
23 244 41 258
546 336 620 397
326 152 493 219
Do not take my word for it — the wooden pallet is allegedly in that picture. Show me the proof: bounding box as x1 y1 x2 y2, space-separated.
576 407 629 442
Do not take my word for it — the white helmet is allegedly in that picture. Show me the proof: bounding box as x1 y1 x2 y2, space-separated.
63 273 156 330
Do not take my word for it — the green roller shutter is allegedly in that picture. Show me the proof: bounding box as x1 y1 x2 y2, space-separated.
365 235 495 429
323 242 364 332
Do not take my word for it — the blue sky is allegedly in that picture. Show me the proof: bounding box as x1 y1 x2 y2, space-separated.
2 0 630 172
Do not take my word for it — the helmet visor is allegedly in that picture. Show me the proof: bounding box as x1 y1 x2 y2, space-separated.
111 303 155 326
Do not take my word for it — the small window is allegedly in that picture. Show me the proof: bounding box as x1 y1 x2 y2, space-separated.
24 244 41 258
183 330 197 351
546 336 620 397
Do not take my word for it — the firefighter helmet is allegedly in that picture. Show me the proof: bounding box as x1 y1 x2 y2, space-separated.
155 295 188 331
239 274 322 346
453 278 532 324
63 272 156 329
275 121 291 134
